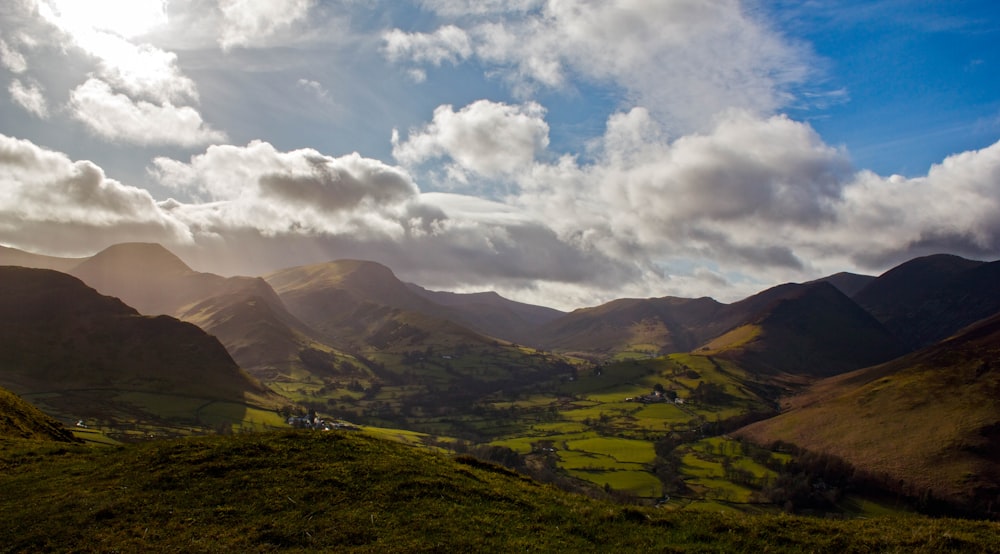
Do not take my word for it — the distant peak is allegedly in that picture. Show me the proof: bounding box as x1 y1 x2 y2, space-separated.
83 243 193 275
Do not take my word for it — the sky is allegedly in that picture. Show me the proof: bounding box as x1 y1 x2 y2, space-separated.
1 0 999 310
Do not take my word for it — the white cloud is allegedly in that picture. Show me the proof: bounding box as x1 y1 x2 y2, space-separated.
68 78 225 146
418 0 543 17
383 25 472 68
296 78 331 103
38 0 195 104
151 140 423 236
393 99 550 184
146 139 631 300
39 0 168 39
89 35 198 104
0 133 190 255
8 78 48 118
0 38 27 73
508 106 1000 293
829 142 1000 267
218 0 316 50
385 0 812 132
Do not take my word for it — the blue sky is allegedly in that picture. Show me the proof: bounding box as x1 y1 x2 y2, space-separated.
1 0 999 309
776 0 1000 176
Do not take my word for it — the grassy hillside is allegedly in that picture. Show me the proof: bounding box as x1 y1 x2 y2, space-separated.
0 386 78 442
532 296 729 358
2 430 999 552
265 259 487 350
701 282 905 378
738 312 1000 514
0 267 287 439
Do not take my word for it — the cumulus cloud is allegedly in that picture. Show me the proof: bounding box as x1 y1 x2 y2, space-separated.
830 142 1000 268
88 36 198 104
151 140 428 240
218 0 316 50
393 99 549 185
37 0 196 104
511 106 1000 292
146 140 631 300
68 78 226 146
8 78 48 118
0 133 190 255
383 25 472 68
385 0 812 132
0 38 27 73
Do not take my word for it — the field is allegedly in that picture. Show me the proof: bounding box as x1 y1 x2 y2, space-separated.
1 430 998 552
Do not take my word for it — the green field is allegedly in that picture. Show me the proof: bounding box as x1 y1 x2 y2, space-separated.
4 431 997 552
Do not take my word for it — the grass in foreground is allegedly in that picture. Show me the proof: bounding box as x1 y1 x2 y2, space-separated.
1 431 999 553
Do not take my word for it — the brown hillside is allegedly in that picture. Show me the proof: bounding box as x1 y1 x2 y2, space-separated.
0 385 78 442
738 311 1000 512
265 260 489 351
65 243 336 381
702 282 906 378
531 296 728 355
0 267 283 428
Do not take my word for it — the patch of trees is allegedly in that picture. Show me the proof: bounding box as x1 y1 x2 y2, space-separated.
757 441 995 519
690 381 729 404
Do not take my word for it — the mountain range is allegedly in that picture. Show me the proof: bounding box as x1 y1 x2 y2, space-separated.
2 242 999 516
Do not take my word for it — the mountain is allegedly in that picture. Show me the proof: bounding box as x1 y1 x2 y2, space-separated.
265 260 491 351
63 242 338 380
853 254 1000 349
173 275 336 379
0 267 284 433
700 282 906 378
0 385 78 442
738 311 1000 512
264 260 575 415
530 296 728 356
407 284 565 344
69 242 228 316
0 244 83 272
808 271 875 297
532 281 903 379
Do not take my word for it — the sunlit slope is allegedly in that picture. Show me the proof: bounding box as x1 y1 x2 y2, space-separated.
0 385 77 442
266 259 501 351
0 267 284 430
533 281 903 379
738 312 1000 512
3 430 999 552
532 296 730 357
701 282 905 378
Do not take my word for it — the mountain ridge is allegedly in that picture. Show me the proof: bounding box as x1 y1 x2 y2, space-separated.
737 310 1000 513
